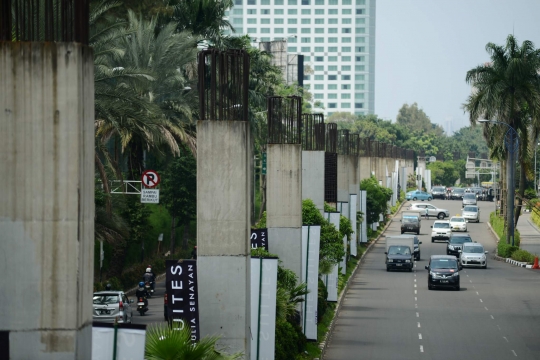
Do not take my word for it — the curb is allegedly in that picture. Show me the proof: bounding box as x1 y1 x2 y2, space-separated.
319 201 404 359
505 258 533 268
485 220 534 269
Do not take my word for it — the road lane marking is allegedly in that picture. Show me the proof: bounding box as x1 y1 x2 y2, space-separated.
497 325 501 331
414 284 417 288
503 337 509 343
418 333 422 340
416 312 419 317
415 304 418 308
480 299 483 303
415 290 417 294
491 315 494 319
470 280 472 283
467 275 469 277
420 345 424 353
511 350 517 357
476 291 479 295
415 297 417 301
485 307 489 311
414 279 417 282
418 322 421 328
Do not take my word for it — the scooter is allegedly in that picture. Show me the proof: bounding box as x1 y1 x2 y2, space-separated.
137 297 148 316
145 281 153 297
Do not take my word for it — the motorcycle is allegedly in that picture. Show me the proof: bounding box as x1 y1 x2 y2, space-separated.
137 297 148 316
145 281 154 297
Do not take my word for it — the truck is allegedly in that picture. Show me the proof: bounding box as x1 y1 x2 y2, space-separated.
385 235 415 272
400 211 421 235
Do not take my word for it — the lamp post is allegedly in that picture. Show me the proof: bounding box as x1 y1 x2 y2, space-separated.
478 119 518 246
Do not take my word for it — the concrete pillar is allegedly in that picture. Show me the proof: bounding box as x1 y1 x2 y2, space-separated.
0 43 94 359
197 121 252 356
337 155 349 202
302 151 325 214
267 144 302 278
359 156 371 182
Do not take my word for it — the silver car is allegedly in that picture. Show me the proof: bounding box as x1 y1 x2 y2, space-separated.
460 242 488 269
462 205 480 223
93 291 133 324
462 193 477 207
408 203 450 219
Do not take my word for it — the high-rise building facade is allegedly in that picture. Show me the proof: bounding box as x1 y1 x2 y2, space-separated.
224 0 376 116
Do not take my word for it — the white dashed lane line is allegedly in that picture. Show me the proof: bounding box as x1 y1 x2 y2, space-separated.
512 350 517 357
420 345 424 353
417 322 421 328
503 337 509 342
418 333 422 340
480 299 483 303
416 312 419 318
491 315 494 319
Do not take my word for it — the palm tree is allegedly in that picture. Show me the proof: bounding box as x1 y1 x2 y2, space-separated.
464 34 540 243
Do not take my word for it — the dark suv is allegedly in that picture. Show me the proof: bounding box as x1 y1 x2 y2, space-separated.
450 188 466 200
446 233 473 257
431 186 446 200
425 255 460 290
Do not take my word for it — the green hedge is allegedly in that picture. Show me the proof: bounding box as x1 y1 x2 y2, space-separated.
489 212 520 248
497 242 519 258
511 249 536 263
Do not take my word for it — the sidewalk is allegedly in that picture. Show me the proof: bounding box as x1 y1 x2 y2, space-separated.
516 212 540 256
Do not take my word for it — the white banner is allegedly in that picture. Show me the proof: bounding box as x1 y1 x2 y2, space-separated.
360 190 367 243
301 225 320 341
251 257 278 360
349 194 358 257
141 188 159 203
337 202 349 275
324 212 340 302
92 324 146 360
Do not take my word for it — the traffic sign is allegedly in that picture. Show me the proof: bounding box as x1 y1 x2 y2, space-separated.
141 170 160 188
141 189 160 203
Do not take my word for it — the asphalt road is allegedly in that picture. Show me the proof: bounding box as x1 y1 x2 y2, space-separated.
131 279 167 326
324 199 540 360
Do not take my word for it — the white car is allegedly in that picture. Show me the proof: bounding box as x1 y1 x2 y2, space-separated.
431 220 452 242
409 203 450 219
462 205 480 223
449 216 467 232
460 242 488 269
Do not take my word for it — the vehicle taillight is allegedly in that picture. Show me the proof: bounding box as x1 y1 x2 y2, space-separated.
119 301 124 311
164 293 167 305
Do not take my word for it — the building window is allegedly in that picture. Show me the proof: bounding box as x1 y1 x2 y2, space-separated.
356 9 364 14
355 93 364 99
261 28 271 33
288 28 298 33
342 0 351 4
342 56 351 61
314 94 324 99
328 28 338 33
341 65 351 71
341 103 351 108
356 18 365 24
342 75 351 80
355 103 364 108
356 37 366 43
342 84 351 89
288 0 297 4
342 46 351 52
302 0 310 4
247 27 257 33
328 46 338 52
356 56 364 61
304 75 310 80
342 9 352 15
315 9 324 14
233 9 242 14
261 18 270 23
328 84 337 89
288 18 297 24
328 94 337 99
302 19 311 24
232 18 243 24
315 37 324 43
328 103 337 108
275 28 284 33
356 46 365 52
275 9 284 14
236 27 244 33
328 65 337 71
301 37 311 43
302 46 311 52
328 75 337 80
328 56 338 61
234 0 242 4
288 9 297 14
274 18 283 24
356 27 365 33
247 9 257 14
314 46 324 52
247 18 257 24
342 37 351 42
342 18 352 24
342 28 351 33
355 65 365 71
315 19 324 24
301 28 311 33
355 74 365 80
341 94 351 99
261 0 270 4
315 75 324 80
304 55 311 61
302 9 311 14
315 0 324 4
288 47 297 52
355 84 365 90
247 0 256 4
315 56 324 62
329 18 338 24
356 0 365 4
329 9 338 14
261 9 270 14
328 37 338 43
314 84 324 89
275 0 284 3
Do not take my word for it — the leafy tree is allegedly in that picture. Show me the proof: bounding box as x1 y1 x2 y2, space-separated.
396 103 444 136
161 150 197 253
464 34 540 237
426 161 459 186
360 176 392 224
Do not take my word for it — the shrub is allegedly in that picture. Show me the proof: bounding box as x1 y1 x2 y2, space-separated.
511 249 536 263
490 212 521 247
497 242 519 258
274 320 306 360
317 278 329 323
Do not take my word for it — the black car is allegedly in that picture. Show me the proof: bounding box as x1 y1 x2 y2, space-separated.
425 255 460 291
385 245 414 272
431 186 446 200
450 188 466 200
446 233 473 257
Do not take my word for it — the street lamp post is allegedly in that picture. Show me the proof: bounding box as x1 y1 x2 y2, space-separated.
478 119 518 246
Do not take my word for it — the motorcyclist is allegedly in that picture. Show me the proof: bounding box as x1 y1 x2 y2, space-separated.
105 283 112 291
143 267 155 291
135 281 149 308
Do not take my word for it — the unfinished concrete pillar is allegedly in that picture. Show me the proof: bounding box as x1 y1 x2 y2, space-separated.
0 41 95 359
196 50 251 356
302 114 326 214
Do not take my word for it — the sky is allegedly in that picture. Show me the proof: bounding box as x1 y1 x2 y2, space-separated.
375 0 540 134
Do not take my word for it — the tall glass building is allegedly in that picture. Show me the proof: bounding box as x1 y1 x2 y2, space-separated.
224 0 376 116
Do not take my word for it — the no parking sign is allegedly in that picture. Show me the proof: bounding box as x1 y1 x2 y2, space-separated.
141 170 160 203
141 170 160 188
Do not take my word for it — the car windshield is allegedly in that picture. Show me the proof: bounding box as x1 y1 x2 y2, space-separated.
450 237 471 244
463 206 478 212
433 187 445 191
431 258 458 269
403 217 418 223
463 246 484 253
93 295 119 305
388 246 411 255
414 238 419 244
451 218 465 223
433 223 450 228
